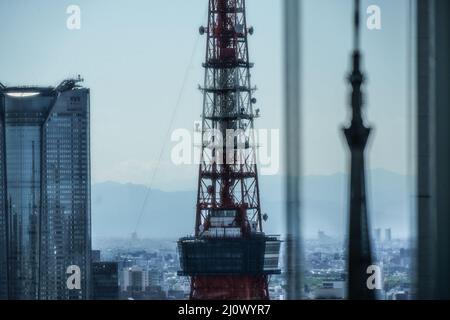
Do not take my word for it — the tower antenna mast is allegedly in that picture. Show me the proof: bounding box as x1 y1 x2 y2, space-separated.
178 0 281 300
344 0 376 300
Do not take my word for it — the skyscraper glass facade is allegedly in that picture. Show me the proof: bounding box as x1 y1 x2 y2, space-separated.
0 84 91 300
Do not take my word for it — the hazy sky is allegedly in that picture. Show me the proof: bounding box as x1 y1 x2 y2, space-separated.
0 0 413 192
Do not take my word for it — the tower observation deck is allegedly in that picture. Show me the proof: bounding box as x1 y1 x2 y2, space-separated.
177 0 281 300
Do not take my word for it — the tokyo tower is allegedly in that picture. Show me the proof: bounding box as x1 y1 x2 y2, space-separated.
178 0 281 300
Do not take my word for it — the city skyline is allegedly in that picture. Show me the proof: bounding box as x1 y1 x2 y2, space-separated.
0 0 412 191
0 0 425 303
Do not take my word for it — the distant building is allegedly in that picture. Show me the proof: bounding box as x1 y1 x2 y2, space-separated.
385 228 392 242
318 230 325 240
314 281 345 300
123 266 149 292
0 79 91 300
318 230 332 243
148 269 163 287
92 262 119 300
92 250 101 263
387 289 410 300
374 228 382 242
167 289 187 300
144 286 167 300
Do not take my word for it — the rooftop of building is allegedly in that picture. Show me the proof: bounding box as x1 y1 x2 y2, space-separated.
0 76 85 98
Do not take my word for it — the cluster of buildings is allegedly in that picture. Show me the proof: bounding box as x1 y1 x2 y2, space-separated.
90 230 413 301
94 237 286 300
304 230 412 300
0 80 150 301
90 248 180 300
0 80 152 301
113 246 188 300
92 238 189 300
0 80 414 301
374 228 393 243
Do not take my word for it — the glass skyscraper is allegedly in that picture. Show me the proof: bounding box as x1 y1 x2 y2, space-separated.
0 79 91 300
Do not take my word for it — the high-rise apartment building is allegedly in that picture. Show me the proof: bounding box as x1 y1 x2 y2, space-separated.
374 228 382 243
123 266 149 293
385 229 392 242
0 79 91 300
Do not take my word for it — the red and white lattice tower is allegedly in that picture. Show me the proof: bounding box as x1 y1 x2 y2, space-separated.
178 0 280 300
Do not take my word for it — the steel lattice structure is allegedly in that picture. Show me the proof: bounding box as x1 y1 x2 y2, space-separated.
178 0 280 300
195 0 261 238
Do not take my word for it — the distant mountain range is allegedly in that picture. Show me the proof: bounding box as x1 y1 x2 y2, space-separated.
92 169 412 240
